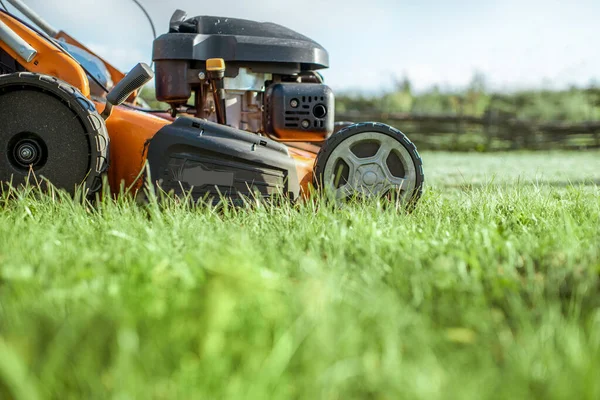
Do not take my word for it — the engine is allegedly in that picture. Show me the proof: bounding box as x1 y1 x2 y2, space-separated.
152 11 334 141
156 66 334 141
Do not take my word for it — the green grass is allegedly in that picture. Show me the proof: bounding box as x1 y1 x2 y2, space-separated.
1 151 599 399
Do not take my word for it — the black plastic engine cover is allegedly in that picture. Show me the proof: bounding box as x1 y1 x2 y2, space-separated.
152 14 329 73
147 118 300 202
266 83 335 140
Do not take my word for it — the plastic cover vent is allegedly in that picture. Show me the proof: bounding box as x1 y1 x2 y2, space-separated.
266 83 334 140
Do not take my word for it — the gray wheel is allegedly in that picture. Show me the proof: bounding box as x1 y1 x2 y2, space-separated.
314 122 424 203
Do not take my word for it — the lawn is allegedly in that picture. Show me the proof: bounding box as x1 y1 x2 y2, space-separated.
0 151 599 399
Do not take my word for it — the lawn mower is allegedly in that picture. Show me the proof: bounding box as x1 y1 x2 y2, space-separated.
0 0 424 204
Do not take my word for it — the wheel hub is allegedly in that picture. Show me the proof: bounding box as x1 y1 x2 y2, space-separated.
7 133 47 170
356 164 386 194
14 140 41 165
362 171 377 185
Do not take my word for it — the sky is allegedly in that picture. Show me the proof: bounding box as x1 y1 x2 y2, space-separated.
2 0 599 93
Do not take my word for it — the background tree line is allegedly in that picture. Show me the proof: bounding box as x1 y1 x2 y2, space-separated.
336 73 600 123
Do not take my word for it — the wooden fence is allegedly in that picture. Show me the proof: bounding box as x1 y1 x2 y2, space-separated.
336 111 600 151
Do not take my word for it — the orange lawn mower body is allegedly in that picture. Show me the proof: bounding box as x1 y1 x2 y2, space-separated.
0 1 423 204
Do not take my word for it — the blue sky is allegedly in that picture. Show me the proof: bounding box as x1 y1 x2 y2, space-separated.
3 0 599 92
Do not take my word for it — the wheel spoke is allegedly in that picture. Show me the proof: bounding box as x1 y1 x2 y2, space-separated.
341 152 361 169
374 141 391 164
335 183 355 199
384 176 406 193
341 153 362 185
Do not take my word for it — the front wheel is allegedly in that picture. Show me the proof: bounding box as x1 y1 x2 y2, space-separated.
314 122 424 205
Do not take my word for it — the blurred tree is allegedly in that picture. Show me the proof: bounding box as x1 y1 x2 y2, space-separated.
412 86 456 114
138 86 169 110
464 71 490 116
379 75 413 113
